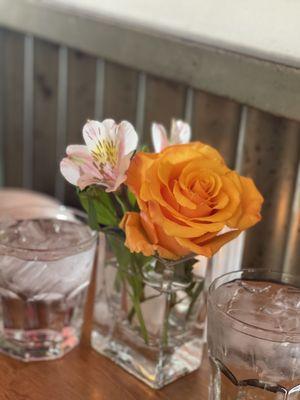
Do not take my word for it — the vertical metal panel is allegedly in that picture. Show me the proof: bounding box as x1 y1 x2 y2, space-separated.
103 62 138 124
23 35 34 189
284 163 300 274
2 30 24 187
184 87 194 126
65 49 96 207
55 46 68 202
94 58 105 120
143 75 186 146
242 108 300 270
33 38 59 196
0 29 4 187
135 71 146 140
230 106 249 269
235 106 248 174
192 91 241 168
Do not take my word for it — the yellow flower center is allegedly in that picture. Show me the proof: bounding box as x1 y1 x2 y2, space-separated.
92 139 118 167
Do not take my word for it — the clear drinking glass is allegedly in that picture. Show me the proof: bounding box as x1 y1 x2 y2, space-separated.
207 269 300 400
0 206 97 361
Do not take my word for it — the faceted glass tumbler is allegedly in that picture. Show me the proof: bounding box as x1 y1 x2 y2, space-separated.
0 206 97 361
207 269 300 400
92 233 207 389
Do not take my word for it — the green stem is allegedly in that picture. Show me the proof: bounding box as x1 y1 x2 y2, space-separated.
130 293 149 345
115 194 128 215
161 292 176 347
162 293 171 347
186 280 204 321
127 256 150 344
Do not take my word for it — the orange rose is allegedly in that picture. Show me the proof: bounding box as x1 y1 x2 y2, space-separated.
120 142 263 260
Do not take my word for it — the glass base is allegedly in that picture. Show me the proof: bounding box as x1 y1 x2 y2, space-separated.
0 327 79 361
209 356 300 400
92 329 205 389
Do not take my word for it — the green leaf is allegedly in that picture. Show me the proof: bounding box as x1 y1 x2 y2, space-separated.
87 197 99 230
93 200 118 226
77 190 99 229
134 253 153 271
107 234 131 270
127 189 137 208
91 188 115 215
78 187 118 227
106 235 152 345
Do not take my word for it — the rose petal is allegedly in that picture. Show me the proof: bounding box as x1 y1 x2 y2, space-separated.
120 212 155 257
124 141 263 260
120 211 185 260
228 176 263 230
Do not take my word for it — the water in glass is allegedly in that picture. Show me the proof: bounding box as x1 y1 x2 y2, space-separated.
0 214 96 361
208 271 300 399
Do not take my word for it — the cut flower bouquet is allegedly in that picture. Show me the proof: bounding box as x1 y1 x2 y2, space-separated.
60 118 263 388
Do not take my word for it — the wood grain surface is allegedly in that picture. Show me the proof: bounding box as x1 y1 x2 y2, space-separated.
242 108 300 271
103 61 138 124
1 30 24 188
192 91 241 168
143 75 186 145
65 49 97 208
0 346 210 400
33 38 59 196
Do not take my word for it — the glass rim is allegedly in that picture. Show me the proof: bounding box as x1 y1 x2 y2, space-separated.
0 205 98 257
208 268 300 339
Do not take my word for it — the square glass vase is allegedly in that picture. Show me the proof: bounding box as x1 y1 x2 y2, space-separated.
91 233 207 389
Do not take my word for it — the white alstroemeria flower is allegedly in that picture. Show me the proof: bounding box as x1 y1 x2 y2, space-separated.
60 119 138 192
151 119 191 153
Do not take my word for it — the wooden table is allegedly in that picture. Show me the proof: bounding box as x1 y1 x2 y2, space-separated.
0 258 210 400
0 344 210 400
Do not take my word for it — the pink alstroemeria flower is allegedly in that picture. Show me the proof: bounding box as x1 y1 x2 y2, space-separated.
60 119 138 192
151 119 191 153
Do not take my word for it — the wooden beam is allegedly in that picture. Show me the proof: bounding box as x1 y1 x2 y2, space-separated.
0 0 299 122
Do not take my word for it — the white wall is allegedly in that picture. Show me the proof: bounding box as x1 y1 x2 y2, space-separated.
42 0 300 68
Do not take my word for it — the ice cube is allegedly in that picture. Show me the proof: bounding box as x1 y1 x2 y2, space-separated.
18 220 48 248
0 218 92 251
0 218 95 298
240 280 271 294
273 287 300 310
31 292 64 302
